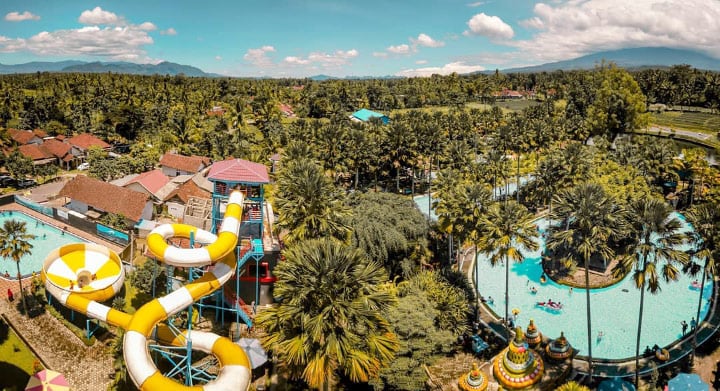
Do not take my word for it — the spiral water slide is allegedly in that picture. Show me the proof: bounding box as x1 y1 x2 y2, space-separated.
42 191 251 391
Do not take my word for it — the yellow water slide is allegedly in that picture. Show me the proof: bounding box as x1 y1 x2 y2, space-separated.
42 191 251 391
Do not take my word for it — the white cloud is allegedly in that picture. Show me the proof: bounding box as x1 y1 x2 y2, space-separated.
137 22 157 31
244 46 276 67
396 61 485 77
415 59 428 64
160 28 177 36
0 26 156 62
283 56 310 65
513 0 720 62
387 44 411 54
412 33 445 48
467 1 485 7
519 17 544 30
79 7 121 25
372 51 388 58
464 13 514 40
215 55 222 61
282 49 358 68
5 11 40 22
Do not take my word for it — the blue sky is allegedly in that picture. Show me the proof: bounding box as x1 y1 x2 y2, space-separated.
1 0 718 77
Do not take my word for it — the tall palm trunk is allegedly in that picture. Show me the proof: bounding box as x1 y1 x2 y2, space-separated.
474 249 480 322
634 268 646 388
516 153 521 202
692 258 708 362
15 261 28 315
505 254 511 339
584 255 593 380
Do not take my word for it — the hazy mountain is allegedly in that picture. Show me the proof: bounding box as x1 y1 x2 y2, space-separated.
499 47 720 73
0 60 86 74
0 60 217 76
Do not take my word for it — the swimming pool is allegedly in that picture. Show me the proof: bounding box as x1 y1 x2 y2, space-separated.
413 194 438 221
0 211 87 279
476 214 712 360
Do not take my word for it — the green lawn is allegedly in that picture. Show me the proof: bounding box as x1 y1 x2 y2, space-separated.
0 319 41 390
650 111 720 134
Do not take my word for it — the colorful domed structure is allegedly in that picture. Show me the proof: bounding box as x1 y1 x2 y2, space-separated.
525 319 542 348
458 362 489 391
545 331 573 361
493 327 544 389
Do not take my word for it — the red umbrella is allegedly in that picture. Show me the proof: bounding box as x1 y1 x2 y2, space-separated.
25 369 71 391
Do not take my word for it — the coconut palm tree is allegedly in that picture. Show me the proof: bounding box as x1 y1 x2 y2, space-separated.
685 204 719 363
0 219 36 316
255 238 399 389
556 381 591 391
274 157 351 245
477 201 539 339
547 183 627 379
614 197 688 388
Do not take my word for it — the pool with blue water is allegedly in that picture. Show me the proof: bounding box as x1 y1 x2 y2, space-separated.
0 210 87 279
475 214 711 360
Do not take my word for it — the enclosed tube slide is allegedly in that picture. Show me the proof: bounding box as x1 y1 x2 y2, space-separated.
43 191 251 391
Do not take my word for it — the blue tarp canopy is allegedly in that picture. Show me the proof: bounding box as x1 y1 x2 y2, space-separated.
668 373 709 391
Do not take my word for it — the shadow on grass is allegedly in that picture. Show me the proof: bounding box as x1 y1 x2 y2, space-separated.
0 318 8 344
131 291 154 310
0 361 31 389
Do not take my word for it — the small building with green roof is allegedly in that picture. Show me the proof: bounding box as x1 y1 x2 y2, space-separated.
350 108 390 124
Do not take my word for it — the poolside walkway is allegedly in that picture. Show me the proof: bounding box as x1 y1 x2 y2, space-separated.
0 202 121 390
0 296 114 391
465 244 720 388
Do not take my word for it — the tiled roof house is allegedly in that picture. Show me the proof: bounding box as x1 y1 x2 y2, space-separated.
159 152 211 177
66 133 111 158
59 175 153 223
8 129 43 145
123 169 170 201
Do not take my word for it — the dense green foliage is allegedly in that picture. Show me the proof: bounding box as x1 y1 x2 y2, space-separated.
345 192 429 278
256 239 399 389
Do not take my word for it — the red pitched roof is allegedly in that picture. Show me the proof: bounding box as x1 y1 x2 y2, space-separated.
18 144 52 160
33 129 48 138
41 138 72 159
59 175 149 221
66 133 110 150
159 153 209 173
126 169 170 195
8 129 40 145
207 158 270 184
165 178 212 203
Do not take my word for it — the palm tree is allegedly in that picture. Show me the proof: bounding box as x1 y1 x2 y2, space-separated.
274 157 351 245
556 381 591 391
0 219 36 315
614 197 688 388
255 238 399 389
547 183 626 379
477 201 539 339
685 204 719 363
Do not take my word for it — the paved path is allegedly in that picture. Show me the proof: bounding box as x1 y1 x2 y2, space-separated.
646 126 714 141
0 297 114 391
0 201 120 390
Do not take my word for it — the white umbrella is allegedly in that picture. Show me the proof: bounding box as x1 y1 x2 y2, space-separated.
236 338 268 369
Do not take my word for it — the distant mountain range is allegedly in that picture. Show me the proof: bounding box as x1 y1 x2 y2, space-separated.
0 60 218 77
498 47 720 73
1 47 718 78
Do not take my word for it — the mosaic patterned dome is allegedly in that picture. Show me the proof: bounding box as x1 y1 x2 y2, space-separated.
493 327 544 389
525 319 542 347
545 331 573 361
458 362 489 391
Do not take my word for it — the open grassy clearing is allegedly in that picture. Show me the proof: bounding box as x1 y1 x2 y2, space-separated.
649 111 720 134
0 319 40 389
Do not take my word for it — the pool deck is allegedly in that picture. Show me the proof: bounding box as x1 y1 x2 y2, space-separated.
0 201 123 390
0 202 124 296
463 245 720 385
